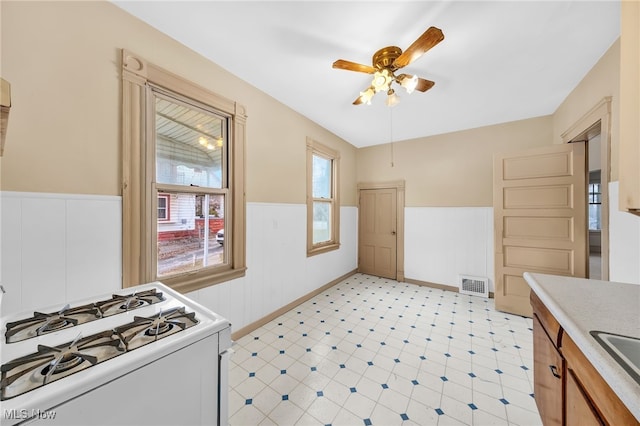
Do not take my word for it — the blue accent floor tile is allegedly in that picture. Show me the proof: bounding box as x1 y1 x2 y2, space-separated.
500 398 510 405
400 413 409 421
468 403 478 410
435 408 444 416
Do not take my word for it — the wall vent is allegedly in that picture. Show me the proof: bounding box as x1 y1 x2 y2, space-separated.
459 275 489 298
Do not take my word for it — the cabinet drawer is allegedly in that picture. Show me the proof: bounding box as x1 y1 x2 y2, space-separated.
531 291 562 348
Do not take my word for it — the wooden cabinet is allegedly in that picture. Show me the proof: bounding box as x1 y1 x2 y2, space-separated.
619 0 640 213
531 291 639 426
565 368 603 426
533 314 564 426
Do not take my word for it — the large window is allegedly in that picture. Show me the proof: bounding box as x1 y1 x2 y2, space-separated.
307 138 340 256
122 50 246 292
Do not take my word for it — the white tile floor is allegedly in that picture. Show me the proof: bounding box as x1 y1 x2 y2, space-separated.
229 273 543 425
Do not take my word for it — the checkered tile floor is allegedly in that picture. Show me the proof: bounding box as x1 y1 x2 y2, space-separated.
229 273 542 425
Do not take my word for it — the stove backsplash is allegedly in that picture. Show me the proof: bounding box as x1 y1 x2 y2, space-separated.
0 192 122 315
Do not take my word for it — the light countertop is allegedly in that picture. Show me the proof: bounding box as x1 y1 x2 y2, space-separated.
523 272 640 421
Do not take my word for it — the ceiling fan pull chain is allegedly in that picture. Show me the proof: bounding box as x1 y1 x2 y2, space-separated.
390 107 395 168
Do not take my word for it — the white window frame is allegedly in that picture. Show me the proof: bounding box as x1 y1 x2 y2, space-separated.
157 193 170 222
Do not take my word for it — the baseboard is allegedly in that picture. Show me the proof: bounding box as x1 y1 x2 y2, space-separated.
231 269 358 341
405 277 495 299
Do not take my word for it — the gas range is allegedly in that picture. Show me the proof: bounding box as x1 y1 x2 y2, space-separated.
0 283 231 426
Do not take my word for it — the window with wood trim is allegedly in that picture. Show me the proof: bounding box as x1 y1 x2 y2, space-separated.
121 50 246 293
307 138 340 256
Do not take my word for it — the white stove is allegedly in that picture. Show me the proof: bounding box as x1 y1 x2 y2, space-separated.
0 283 231 426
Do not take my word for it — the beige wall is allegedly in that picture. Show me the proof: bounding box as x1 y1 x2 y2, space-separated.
357 115 553 207
0 1 357 205
552 39 620 180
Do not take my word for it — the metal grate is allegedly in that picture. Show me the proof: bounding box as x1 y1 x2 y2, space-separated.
459 275 489 298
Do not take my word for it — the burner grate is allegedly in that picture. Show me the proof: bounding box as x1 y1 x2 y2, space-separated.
0 331 124 400
4 289 165 344
116 307 199 351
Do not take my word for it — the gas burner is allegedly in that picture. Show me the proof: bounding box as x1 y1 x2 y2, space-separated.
4 304 100 344
0 331 125 400
95 289 165 317
116 307 198 351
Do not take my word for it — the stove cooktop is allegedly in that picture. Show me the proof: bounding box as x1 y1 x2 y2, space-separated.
0 288 201 401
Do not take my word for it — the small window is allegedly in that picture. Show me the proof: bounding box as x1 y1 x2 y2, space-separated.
307 138 340 256
589 182 601 231
157 194 170 221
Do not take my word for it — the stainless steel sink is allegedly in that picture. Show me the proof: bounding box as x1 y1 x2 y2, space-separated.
591 331 640 385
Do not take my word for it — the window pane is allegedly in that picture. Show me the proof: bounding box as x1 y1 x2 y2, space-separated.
155 97 224 188
312 155 331 199
313 201 331 244
589 203 601 231
157 192 225 277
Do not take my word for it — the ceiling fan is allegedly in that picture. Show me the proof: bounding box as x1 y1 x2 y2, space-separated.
332 26 444 106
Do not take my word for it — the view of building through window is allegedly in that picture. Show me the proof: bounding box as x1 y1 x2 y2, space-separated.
154 96 228 277
312 154 332 244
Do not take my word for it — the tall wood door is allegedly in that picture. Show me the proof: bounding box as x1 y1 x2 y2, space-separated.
494 142 587 317
359 188 397 279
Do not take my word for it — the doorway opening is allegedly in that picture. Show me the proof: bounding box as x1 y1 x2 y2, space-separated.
562 97 612 280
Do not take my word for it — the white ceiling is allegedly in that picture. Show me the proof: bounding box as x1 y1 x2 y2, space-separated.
112 1 620 148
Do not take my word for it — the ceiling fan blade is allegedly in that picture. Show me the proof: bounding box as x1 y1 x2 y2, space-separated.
414 77 435 92
396 74 435 92
333 59 376 74
352 95 365 105
393 26 444 69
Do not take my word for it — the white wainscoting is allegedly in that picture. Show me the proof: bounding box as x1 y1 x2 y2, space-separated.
187 204 358 332
405 207 495 292
0 191 122 315
608 181 640 284
0 192 358 332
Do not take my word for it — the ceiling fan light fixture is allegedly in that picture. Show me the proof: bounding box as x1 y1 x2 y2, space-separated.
358 87 375 105
400 74 419 94
372 69 392 93
385 88 400 107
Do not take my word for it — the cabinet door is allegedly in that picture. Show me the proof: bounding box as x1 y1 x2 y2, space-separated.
566 368 604 426
533 315 564 426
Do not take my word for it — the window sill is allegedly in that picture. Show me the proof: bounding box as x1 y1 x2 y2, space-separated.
307 242 340 257
160 267 247 294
